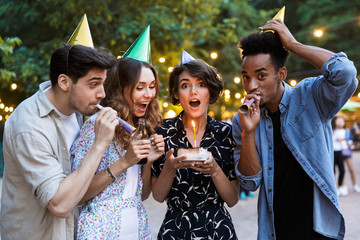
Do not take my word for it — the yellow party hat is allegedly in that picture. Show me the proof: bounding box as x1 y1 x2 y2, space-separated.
273 6 285 22
67 14 94 48
263 6 285 33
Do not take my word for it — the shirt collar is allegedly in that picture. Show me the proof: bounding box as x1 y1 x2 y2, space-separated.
280 81 293 111
36 81 82 121
37 81 57 118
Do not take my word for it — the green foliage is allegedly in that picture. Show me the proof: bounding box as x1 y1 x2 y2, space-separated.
0 36 22 83
0 0 272 118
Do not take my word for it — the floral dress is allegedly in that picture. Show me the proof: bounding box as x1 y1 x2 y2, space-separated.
71 113 151 240
152 112 238 240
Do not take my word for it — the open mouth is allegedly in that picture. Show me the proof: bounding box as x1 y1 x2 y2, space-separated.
138 103 148 111
189 100 200 108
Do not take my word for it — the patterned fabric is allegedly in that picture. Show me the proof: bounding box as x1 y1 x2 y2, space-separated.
152 112 238 240
71 113 151 239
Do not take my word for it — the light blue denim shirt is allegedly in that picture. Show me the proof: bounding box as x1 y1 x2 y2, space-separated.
233 52 358 240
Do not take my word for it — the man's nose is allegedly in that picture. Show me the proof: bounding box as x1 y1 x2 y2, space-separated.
97 85 105 99
247 79 258 92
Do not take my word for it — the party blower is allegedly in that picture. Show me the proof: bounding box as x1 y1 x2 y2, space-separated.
96 104 136 134
238 98 255 114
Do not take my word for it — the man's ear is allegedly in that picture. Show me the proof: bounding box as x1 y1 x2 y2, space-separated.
57 74 71 92
278 66 287 83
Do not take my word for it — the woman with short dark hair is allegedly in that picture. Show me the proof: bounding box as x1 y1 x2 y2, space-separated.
152 51 239 240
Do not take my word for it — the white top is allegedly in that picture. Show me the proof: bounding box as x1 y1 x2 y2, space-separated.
333 128 347 151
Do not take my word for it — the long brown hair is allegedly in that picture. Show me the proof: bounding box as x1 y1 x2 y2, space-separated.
102 57 162 149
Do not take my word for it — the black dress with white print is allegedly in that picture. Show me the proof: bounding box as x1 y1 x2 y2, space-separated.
152 111 238 240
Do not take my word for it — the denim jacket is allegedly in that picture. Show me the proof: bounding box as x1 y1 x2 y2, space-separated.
232 52 358 240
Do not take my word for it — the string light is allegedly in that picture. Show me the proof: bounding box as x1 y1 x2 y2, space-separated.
313 29 324 38
159 57 165 63
224 89 231 102
290 79 297 87
210 52 218 59
168 67 174 72
11 83 17 90
166 110 176 118
234 77 240 84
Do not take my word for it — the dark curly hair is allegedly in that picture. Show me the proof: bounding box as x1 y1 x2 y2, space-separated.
238 32 289 71
169 59 224 105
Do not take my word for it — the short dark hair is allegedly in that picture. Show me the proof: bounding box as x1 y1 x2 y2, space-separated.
169 59 224 105
49 44 114 86
238 32 289 71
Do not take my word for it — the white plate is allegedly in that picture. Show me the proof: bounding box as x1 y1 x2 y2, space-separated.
181 158 207 162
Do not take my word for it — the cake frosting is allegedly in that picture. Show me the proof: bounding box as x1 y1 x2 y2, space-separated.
178 147 211 161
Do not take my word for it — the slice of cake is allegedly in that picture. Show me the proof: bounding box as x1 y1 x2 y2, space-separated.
177 147 211 161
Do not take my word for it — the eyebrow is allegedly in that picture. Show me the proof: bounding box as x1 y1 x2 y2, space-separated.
179 77 203 83
242 67 267 74
179 78 188 83
87 77 103 82
138 79 156 84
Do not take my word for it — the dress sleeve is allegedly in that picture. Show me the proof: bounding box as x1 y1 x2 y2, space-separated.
151 154 165 178
151 123 167 178
220 123 237 181
70 115 96 172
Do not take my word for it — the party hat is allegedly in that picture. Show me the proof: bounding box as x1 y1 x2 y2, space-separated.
122 25 150 62
67 14 94 48
263 6 285 33
272 6 285 22
181 50 196 65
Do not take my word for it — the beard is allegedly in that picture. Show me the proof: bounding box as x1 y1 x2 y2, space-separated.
69 97 98 116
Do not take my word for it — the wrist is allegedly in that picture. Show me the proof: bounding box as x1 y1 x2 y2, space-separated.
210 164 222 178
120 154 133 169
241 130 256 138
93 138 111 152
163 162 176 175
106 167 116 181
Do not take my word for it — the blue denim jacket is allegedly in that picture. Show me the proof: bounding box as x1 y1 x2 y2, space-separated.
233 53 358 240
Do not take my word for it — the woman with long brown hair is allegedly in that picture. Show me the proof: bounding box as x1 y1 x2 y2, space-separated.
71 56 164 239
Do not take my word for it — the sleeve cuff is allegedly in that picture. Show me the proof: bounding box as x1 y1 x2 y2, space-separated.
235 164 262 191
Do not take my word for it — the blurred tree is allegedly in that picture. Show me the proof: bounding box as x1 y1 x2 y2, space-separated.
0 36 22 84
249 0 360 84
0 0 272 119
289 0 360 78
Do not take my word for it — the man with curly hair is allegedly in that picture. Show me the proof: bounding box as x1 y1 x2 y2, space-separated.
233 20 358 240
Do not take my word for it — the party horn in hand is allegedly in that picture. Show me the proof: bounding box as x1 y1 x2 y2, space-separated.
239 98 255 114
97 104 136 134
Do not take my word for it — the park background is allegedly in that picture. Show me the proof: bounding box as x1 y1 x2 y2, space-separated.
0 1 360 239
1 0 360 123
1 0 360 186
